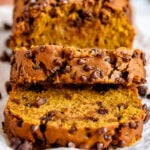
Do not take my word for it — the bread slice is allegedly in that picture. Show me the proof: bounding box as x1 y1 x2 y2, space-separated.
10 0 134 49
4 85 146 149
11 45 146 87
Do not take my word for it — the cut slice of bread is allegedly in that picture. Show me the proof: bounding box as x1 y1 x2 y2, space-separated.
10 0 134 49
11 45 146 87
4 85 146 149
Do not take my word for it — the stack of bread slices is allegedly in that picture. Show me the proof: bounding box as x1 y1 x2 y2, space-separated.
3 0 148 150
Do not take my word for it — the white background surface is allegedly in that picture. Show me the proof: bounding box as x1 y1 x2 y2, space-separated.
0 0 150 149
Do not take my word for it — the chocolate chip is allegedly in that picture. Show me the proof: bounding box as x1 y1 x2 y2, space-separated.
3 23 12 30
115 77 125 84
104 134 112 140
97 101 102 107
68 124 77 134
129 121 138 129
1 121 4 128
40 124 46 133
25 51 32 58
53 59 62 66
119 140 126 147
64 93 72 100
142 104 148 110
144 108 150 124
98 127 107 135
147 93 150 99
5 81 11 94
64 65 71 73
0 92 2 100
104 57 111 63
122 57 130 62
10 137 22 149
90 70 103 80
85 128 92 137
12 99 20 105
17 141 33 150
0 51 10 62
137 85 148 97
97 108 108 115
83 65 94 72
77 58 87 65
97 142 104 150
68 142 76 148
80 75 87 82
132 51 138 58
39 45 46 52
31 125 39 133
40 111 56 124
36 97 46 107
141 52 146 65
17 119 23 127
86 116 98 122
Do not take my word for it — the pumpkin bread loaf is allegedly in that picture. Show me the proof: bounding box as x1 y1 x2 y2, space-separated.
4 85 146 150
10 0 134 49
10 45 146 87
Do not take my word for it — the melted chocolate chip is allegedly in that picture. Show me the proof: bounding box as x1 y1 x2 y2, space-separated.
86 116 98 122
97 108 108 115
77 58 87 65
68 124 77 134
104 134 112 140
122 56 130 62
12 99 20 105
53 59 62 66
98 127 107 135
40 124 46 133
29 84 44 92
83 65 94 72
34 97 47 108
64 65 71 73
17 119 23 127
5 81 11 94
90 70 103 80
129 121 138 129
31 125 39 133
39 46 46 52
132 51 138 58
119 140 126 147
104 57 111 63
80 75 87 82
137 85 148 97
115 77 125 84
68 142 76 148
25 51 32 58
97 142 104 150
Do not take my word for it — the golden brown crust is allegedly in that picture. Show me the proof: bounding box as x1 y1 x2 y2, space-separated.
10 45 146 87
4 85 146 149
10 0 134 49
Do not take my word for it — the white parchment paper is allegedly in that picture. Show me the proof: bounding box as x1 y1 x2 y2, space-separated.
0 1 150 149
